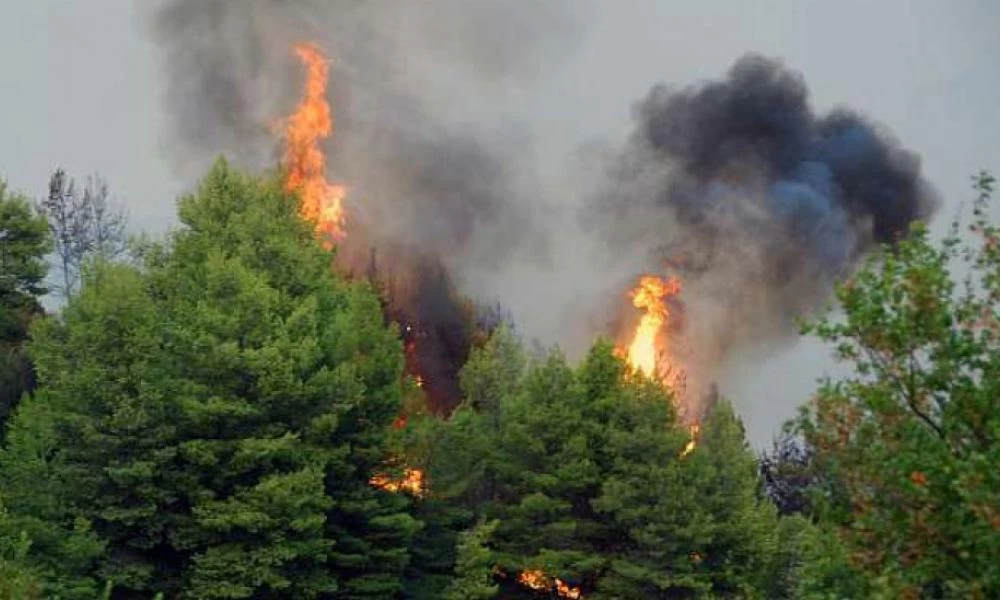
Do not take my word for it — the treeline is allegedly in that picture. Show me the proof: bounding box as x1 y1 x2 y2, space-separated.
0 163 996 599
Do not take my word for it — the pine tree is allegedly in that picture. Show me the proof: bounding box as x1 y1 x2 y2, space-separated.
423 339 781 598
0 161 416 598
590 376 778 597
0 392 105 599
444 519 499 600
0 530 44 600
401 328 525 598
0 182 51 437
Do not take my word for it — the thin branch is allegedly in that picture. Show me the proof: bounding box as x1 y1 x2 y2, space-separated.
852 326 945 441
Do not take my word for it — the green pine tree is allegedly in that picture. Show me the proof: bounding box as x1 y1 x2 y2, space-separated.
0 161 418 598
444 519 499 600
401 328 524 599
0 181 51 438
421 338 781 598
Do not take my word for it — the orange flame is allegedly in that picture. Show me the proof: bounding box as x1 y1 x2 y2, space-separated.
555 578 584 599
617 275 699 456
681 423 700 458
625 275 682 380
370 468 425 497
518 570 547 591
283 42 346 244
517 570 582 599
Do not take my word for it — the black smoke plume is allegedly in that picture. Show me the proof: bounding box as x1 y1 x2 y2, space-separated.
595 54 940 400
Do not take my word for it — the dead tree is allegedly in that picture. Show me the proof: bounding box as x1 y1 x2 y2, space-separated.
39 169 127 297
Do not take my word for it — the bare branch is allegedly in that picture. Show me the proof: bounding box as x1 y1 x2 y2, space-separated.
37 169 129 298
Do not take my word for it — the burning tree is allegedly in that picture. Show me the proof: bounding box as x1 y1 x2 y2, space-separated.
279 42 497 418
405 335 782 598
623 274 681 382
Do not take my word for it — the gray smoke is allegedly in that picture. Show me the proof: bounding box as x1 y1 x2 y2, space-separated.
149 4 940 413
150 0 581 409
150 0 578 269
592 54 940 397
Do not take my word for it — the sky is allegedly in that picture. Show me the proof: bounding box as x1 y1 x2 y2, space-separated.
1 0 998 447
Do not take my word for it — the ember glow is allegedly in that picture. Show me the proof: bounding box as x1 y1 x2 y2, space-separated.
283 42 346 245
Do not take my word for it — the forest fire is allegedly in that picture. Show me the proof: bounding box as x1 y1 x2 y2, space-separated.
12 3 958 596
283 42 346 244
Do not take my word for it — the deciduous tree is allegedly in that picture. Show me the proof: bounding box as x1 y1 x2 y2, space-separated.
795 172 1000 598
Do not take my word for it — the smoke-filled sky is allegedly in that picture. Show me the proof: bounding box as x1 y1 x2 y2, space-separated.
2 0 999 447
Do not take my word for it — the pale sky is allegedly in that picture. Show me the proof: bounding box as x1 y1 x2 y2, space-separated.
2 0 998 447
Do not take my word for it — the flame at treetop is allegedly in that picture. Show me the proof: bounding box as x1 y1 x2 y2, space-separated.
283 42 346 245
619 275 701 458
625 275 682 380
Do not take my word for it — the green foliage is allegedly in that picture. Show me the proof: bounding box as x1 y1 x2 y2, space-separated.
0 182 50 324
415 336 779 598
796 172 1000 598
0 182 51 437
0 394 105 599
9 160 996 598
0 340 36 444
444 519 499 600
0 530 43 600
0 161 415 598
459 325 525 418
401 330 526 599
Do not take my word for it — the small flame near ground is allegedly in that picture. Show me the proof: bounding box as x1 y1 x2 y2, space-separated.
517 570 583 599
369 468 426 497
283 42 346 245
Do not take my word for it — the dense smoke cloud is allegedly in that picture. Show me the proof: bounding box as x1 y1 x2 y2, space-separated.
594 54 940 396
150 0 579 410
149 3 939 414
